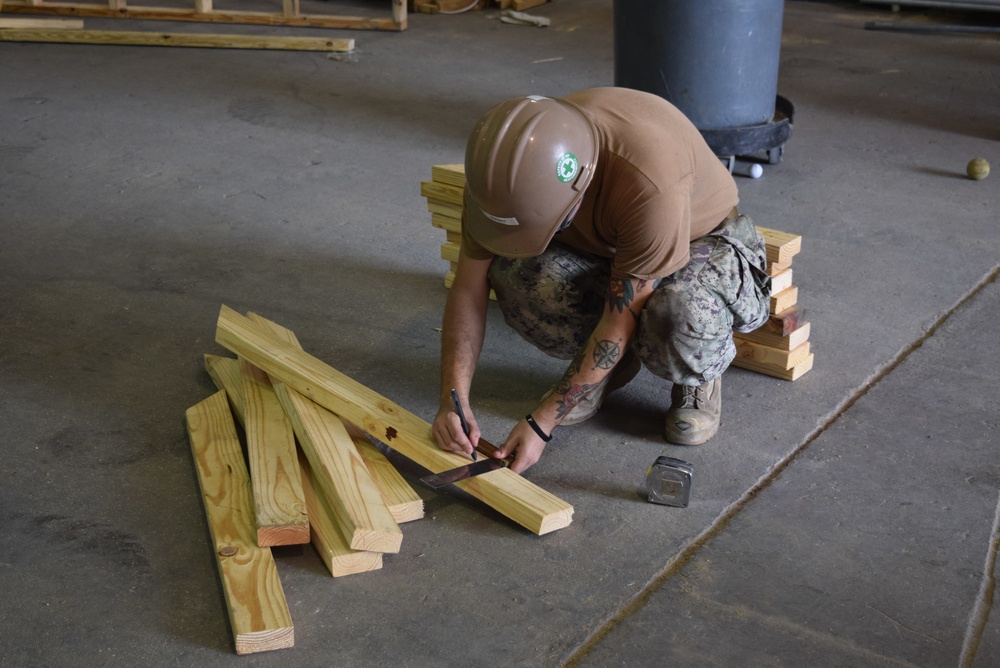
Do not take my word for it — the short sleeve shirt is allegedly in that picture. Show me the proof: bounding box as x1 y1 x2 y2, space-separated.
462 87 739 280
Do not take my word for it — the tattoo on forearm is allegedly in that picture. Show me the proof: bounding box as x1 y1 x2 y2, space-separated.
592 339 621 370
607 278 648 316
554 351 584 397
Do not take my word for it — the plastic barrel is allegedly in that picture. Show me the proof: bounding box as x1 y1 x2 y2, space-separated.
614 0 785 130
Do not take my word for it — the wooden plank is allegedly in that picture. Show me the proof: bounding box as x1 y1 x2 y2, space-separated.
0 27 356 51
298 451 383 577
0 17 85 27
770 267 793 296
770 285 798 314
249 313 424 525
430 211 461 233
274 373 403 554
204 354 246 422
194 0 212 13
440 241 460 264
733 351 814 381
215 306 573 535
204 355 383 571
756 226 802 265
281 0 298 18
734 321 810 352
420 180 463 205
427 200 463 220
353 437 424 523
758 306 805 339
1 2 400 30
431 163 466 188
185 392 294 655
735 338 811 370
766 259 792 277
240 358 309 547
445 230 462 245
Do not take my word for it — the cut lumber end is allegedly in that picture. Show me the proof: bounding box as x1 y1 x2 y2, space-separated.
257 523 310 548
458 468 573 536
235 627 295 656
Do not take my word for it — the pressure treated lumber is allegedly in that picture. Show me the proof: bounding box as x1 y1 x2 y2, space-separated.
733 352 814 381
770 286 799 314
185 392 294 655
352 436 424 523
298 451 383 577
734 339 811 370
275 381 403 553
430 164 466 188
240 358 309 547
1 1 403 30
248 313 424 525
756 226 802 265
216 306 573 535
757 306 805 339
203 354 385 571
734 321 810 352
0 17 84 27
0 27 356 51
420 180 464 206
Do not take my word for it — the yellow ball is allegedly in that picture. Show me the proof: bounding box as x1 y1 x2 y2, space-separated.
967 158 990 180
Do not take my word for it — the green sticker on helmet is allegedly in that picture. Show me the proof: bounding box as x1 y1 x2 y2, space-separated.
557 153 579 183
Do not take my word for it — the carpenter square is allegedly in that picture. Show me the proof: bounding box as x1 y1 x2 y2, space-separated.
420 438 512 489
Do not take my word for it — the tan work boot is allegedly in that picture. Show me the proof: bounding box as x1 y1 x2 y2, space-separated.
664 376 722 445
545 349 642 426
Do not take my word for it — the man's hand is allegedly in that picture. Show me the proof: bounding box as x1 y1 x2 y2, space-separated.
492 417 549 474
432 403 481 461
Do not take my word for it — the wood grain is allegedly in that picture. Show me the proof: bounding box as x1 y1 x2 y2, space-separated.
185 391 294 655
240 358 309 547
203 355 384 570
215 306 573 535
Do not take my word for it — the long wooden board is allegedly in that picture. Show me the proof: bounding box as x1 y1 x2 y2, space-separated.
275 382 403 553
0 27 356 51
298 452 383 577
733 352 814 381
756 226 802 265
420 180 463 206
215 305 573 535
734 339 811 370
240 358 309 547
734 321 810 352
249 313 424 525
430 163 466 188
185 392 294 655
203 355 384 572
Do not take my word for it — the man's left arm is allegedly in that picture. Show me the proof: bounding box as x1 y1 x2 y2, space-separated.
493 275 655 473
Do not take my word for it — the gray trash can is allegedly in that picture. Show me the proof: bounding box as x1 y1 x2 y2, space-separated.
614 0 785 131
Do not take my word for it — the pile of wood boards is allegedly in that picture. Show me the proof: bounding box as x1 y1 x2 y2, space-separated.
731 229 814 380
186 306 573 654
421 163 813 382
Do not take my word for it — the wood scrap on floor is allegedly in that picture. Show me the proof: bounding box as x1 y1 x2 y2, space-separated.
185 392 295 655
422 162 814 381
190 306 572 653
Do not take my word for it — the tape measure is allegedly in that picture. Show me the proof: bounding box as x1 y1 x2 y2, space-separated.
645 456 694 507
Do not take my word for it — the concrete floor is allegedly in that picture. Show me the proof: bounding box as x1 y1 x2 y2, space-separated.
1 0 998 665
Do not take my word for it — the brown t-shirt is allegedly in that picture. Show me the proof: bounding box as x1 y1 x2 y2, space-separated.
462 87 739 280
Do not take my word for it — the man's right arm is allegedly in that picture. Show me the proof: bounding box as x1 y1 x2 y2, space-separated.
432 249 493 458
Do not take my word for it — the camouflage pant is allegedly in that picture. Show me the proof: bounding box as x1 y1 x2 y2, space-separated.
488 214 772 386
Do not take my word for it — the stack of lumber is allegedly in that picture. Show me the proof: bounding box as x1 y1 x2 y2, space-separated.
421 163 813 382
186 306 573 653
731 229 814 381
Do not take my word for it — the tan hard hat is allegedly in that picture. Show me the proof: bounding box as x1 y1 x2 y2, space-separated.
464 95 599 258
